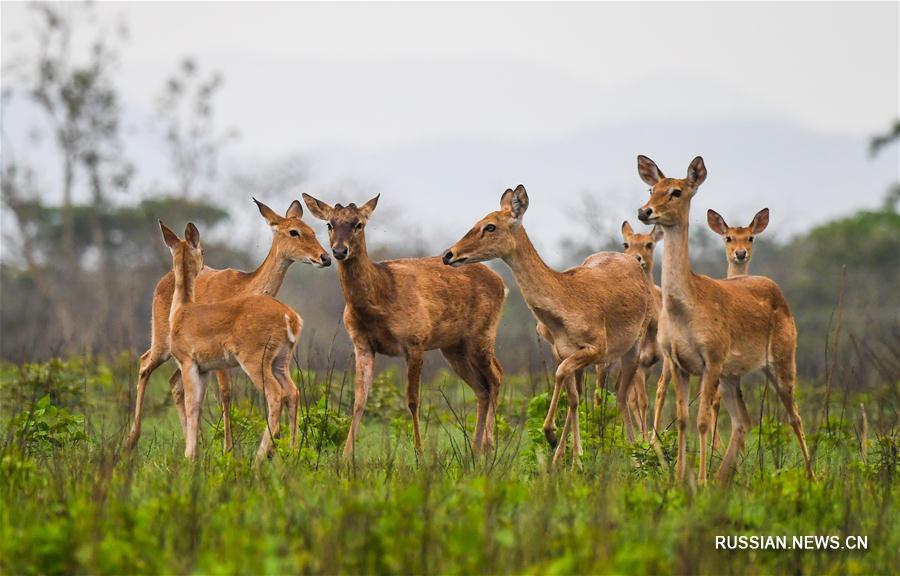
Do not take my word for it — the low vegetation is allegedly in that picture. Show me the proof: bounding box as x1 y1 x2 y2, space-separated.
1 357 896 574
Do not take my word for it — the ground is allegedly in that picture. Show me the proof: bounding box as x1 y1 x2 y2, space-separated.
1 356 897 575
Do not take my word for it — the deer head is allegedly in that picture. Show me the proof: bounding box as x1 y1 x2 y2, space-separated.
253 198 331 267
302 193 379 261
442 185 529 266
621 220 663 273
160 220 203 283
707 208 769 267
637 156 707 227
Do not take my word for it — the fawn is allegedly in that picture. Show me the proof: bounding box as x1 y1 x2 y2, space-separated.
160 221 303 463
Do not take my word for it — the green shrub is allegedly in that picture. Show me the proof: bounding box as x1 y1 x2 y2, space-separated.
9 395 87 457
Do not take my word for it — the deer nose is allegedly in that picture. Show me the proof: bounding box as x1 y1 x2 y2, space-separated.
442 251 454 265
320 253 332 267
638 207 653 222
735 250 747 260
333 246 349 260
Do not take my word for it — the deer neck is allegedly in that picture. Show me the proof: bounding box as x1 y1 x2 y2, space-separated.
727 260 749 278
502 226 562 307
171 254 197 325
336 237 388 312
660 221 697 306
248 244 292 297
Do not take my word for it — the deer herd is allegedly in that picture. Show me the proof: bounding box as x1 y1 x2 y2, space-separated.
125 155 815 486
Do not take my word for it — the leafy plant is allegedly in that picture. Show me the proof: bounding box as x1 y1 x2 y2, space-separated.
9 395 87 457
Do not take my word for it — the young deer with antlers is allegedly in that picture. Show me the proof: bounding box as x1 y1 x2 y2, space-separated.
637 156 813 484
444 186 652 462
302 193 506 459
160 222 303 462
125 199 329 452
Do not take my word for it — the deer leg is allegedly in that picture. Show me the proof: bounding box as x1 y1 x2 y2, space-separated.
697 363 724 486
180 360 207 460
551 345 602 465
594 364 607 408
628 367 649 442
710 383 724 455
125 348 169 450
251 361 283 465
616 344 641 444
169 370 187 438
484 355 503 450
652 357 671 436
470 349 503 451
274 350 300 449
572 369 585 457
542 347 566 449
768 364 815 480
405 345 425 457
441 346 490 452
672 365 691 483
214 369 233 453
716 376 750 485
342 345 375 461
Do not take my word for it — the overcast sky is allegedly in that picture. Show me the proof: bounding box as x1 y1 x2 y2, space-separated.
2 2 898 258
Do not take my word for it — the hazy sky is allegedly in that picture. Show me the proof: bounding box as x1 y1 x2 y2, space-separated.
2 2 898 257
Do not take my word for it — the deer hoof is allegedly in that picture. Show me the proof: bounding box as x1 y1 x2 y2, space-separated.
544 428 559 448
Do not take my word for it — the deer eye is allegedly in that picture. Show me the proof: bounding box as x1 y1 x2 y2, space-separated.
326 223 333 231
645 243 653 249
355 222 364 230
749 236 754 242
623 242 629 249
484 224 496 233
290 230 300 237
725 236 732 242
670 189 682 198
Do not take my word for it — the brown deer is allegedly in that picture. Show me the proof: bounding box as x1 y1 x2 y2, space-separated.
550 221 663 441
443 185 652 462
125 199 329 452
159 222 302 462
707 208 770 277
614 221 665 441
637 155 813 484
302 193 506 459
706 207 771 450
652 208 771 444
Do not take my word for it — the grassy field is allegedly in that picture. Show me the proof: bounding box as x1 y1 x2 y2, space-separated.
1 356 897 575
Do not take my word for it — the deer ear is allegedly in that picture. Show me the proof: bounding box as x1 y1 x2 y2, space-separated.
359 194 380 219
750 208 769 234
707 209 728 235
500 184 529 223
285 199 303 219
651 225 664 242
184 222 201 249
621 221 634 239
253 197 283 227
159 220 181 251
637 155 664 186
302 193 334 221
686 156 707 190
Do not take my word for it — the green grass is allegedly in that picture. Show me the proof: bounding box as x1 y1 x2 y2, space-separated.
1 357 897 575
